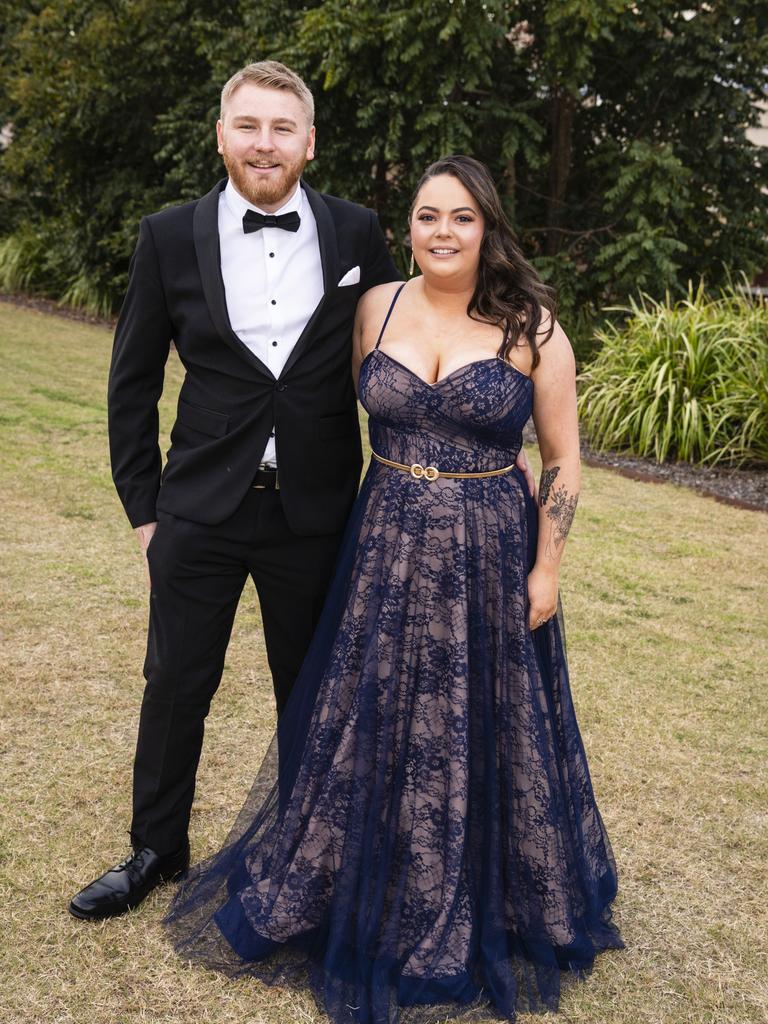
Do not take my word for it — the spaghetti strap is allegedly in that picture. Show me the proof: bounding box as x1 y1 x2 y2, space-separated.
374 283 407 349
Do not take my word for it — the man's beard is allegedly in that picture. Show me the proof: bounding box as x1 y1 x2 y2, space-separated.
222 146 307 209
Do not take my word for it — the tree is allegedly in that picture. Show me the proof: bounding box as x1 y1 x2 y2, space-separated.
0 0 766 326
170 0 768 322
0 0 223 311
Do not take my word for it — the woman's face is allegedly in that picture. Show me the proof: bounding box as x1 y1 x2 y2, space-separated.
410 173 485 283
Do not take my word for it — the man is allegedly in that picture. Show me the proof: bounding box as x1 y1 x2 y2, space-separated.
69 60 532 921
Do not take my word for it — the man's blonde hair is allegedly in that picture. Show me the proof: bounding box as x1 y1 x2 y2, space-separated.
220 61 314 126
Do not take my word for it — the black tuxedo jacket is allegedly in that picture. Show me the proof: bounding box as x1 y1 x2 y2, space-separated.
108 178 401 535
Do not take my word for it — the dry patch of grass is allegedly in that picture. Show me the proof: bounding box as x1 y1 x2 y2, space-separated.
0 303 766 1024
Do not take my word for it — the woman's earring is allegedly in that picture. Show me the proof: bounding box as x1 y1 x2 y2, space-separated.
409 251 415 276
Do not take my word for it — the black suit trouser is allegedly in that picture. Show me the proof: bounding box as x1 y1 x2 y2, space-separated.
131 486 344 856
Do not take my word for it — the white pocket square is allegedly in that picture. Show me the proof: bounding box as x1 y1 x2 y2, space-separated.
338 266 360 287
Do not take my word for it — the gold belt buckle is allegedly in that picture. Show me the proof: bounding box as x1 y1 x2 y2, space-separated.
410 463 440 482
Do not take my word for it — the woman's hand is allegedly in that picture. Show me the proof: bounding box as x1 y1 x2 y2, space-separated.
515 446 536 498
528 564 558 631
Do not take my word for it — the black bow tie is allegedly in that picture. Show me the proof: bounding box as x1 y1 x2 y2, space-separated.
242 209 301 234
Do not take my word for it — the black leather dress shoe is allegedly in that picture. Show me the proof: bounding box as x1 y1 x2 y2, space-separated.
68 841 190 921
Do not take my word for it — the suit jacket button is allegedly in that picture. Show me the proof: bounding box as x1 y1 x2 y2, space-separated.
276 383 287 391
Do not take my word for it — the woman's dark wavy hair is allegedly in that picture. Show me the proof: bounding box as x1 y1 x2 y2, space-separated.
409 154 556 369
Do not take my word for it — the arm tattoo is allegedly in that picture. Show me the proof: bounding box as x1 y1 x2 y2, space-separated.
539 465 560 507
545 483 579 556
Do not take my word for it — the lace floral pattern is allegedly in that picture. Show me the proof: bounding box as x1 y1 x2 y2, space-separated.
164 348 623 1023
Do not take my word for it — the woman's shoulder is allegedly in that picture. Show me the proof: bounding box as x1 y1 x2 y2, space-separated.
358 280 405 317
535 311 571 353
528 311 575 378
355 280 406 347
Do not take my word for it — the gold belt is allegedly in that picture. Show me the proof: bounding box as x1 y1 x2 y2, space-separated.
372 451 516 481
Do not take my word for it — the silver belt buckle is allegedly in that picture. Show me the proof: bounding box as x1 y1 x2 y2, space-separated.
253 464 279 490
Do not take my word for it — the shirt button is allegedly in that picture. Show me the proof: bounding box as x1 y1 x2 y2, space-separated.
269 252 275 258
270 431 275 438
271 341 278 347
271 299 277 305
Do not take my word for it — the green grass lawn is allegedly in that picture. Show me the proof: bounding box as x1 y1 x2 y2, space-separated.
0 302 766 1024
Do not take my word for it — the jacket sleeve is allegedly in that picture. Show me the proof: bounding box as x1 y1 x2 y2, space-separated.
107 216 172 528
360 209 403 291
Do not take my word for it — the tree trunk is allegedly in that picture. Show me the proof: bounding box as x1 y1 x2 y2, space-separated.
502 153 516 227
546 84 576 255
373 157 388 213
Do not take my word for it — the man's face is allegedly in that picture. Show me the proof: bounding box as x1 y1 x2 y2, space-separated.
217 83 315 212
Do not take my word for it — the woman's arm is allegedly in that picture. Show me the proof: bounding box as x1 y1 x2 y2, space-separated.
351 295 367 396
528 317 580 631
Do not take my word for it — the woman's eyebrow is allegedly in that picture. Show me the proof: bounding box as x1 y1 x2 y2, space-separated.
416 205 477 214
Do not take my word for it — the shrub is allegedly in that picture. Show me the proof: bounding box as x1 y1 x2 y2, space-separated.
577 281 768 467
0 224 49 293
0 220 115 318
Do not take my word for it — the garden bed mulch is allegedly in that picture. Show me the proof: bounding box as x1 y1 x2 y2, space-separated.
0 291 117 327
3 292 766 514
524 426 767 514
579 445 767 513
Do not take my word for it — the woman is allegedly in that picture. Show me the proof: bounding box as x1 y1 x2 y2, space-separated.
164 155 623 1022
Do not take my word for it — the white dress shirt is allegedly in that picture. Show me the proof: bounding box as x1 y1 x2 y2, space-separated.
218 180 324 467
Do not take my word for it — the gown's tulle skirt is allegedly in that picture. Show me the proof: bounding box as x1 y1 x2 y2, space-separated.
163 448 624 1023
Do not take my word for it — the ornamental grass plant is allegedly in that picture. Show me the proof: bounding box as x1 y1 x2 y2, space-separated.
577 282 768 466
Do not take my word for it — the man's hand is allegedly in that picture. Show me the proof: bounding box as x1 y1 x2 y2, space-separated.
515 447 536 499
135 522 158 589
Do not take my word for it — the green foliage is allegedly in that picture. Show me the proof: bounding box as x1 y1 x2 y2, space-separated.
0 224 47 293
0 0 221 313
0 0 766 320
577 281 768 466
591 139 691 293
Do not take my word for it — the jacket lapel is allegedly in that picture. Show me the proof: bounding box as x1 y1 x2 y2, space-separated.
279 180 340 378
193 178 275 379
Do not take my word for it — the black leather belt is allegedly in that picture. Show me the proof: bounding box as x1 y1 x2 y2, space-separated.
252 464 279 490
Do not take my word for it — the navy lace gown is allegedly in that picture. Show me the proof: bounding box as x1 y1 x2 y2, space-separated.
164 297 624 1023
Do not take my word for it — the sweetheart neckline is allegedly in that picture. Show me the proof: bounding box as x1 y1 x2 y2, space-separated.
361 347 533 390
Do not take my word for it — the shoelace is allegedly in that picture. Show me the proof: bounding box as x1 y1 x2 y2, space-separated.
115 848 149 879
